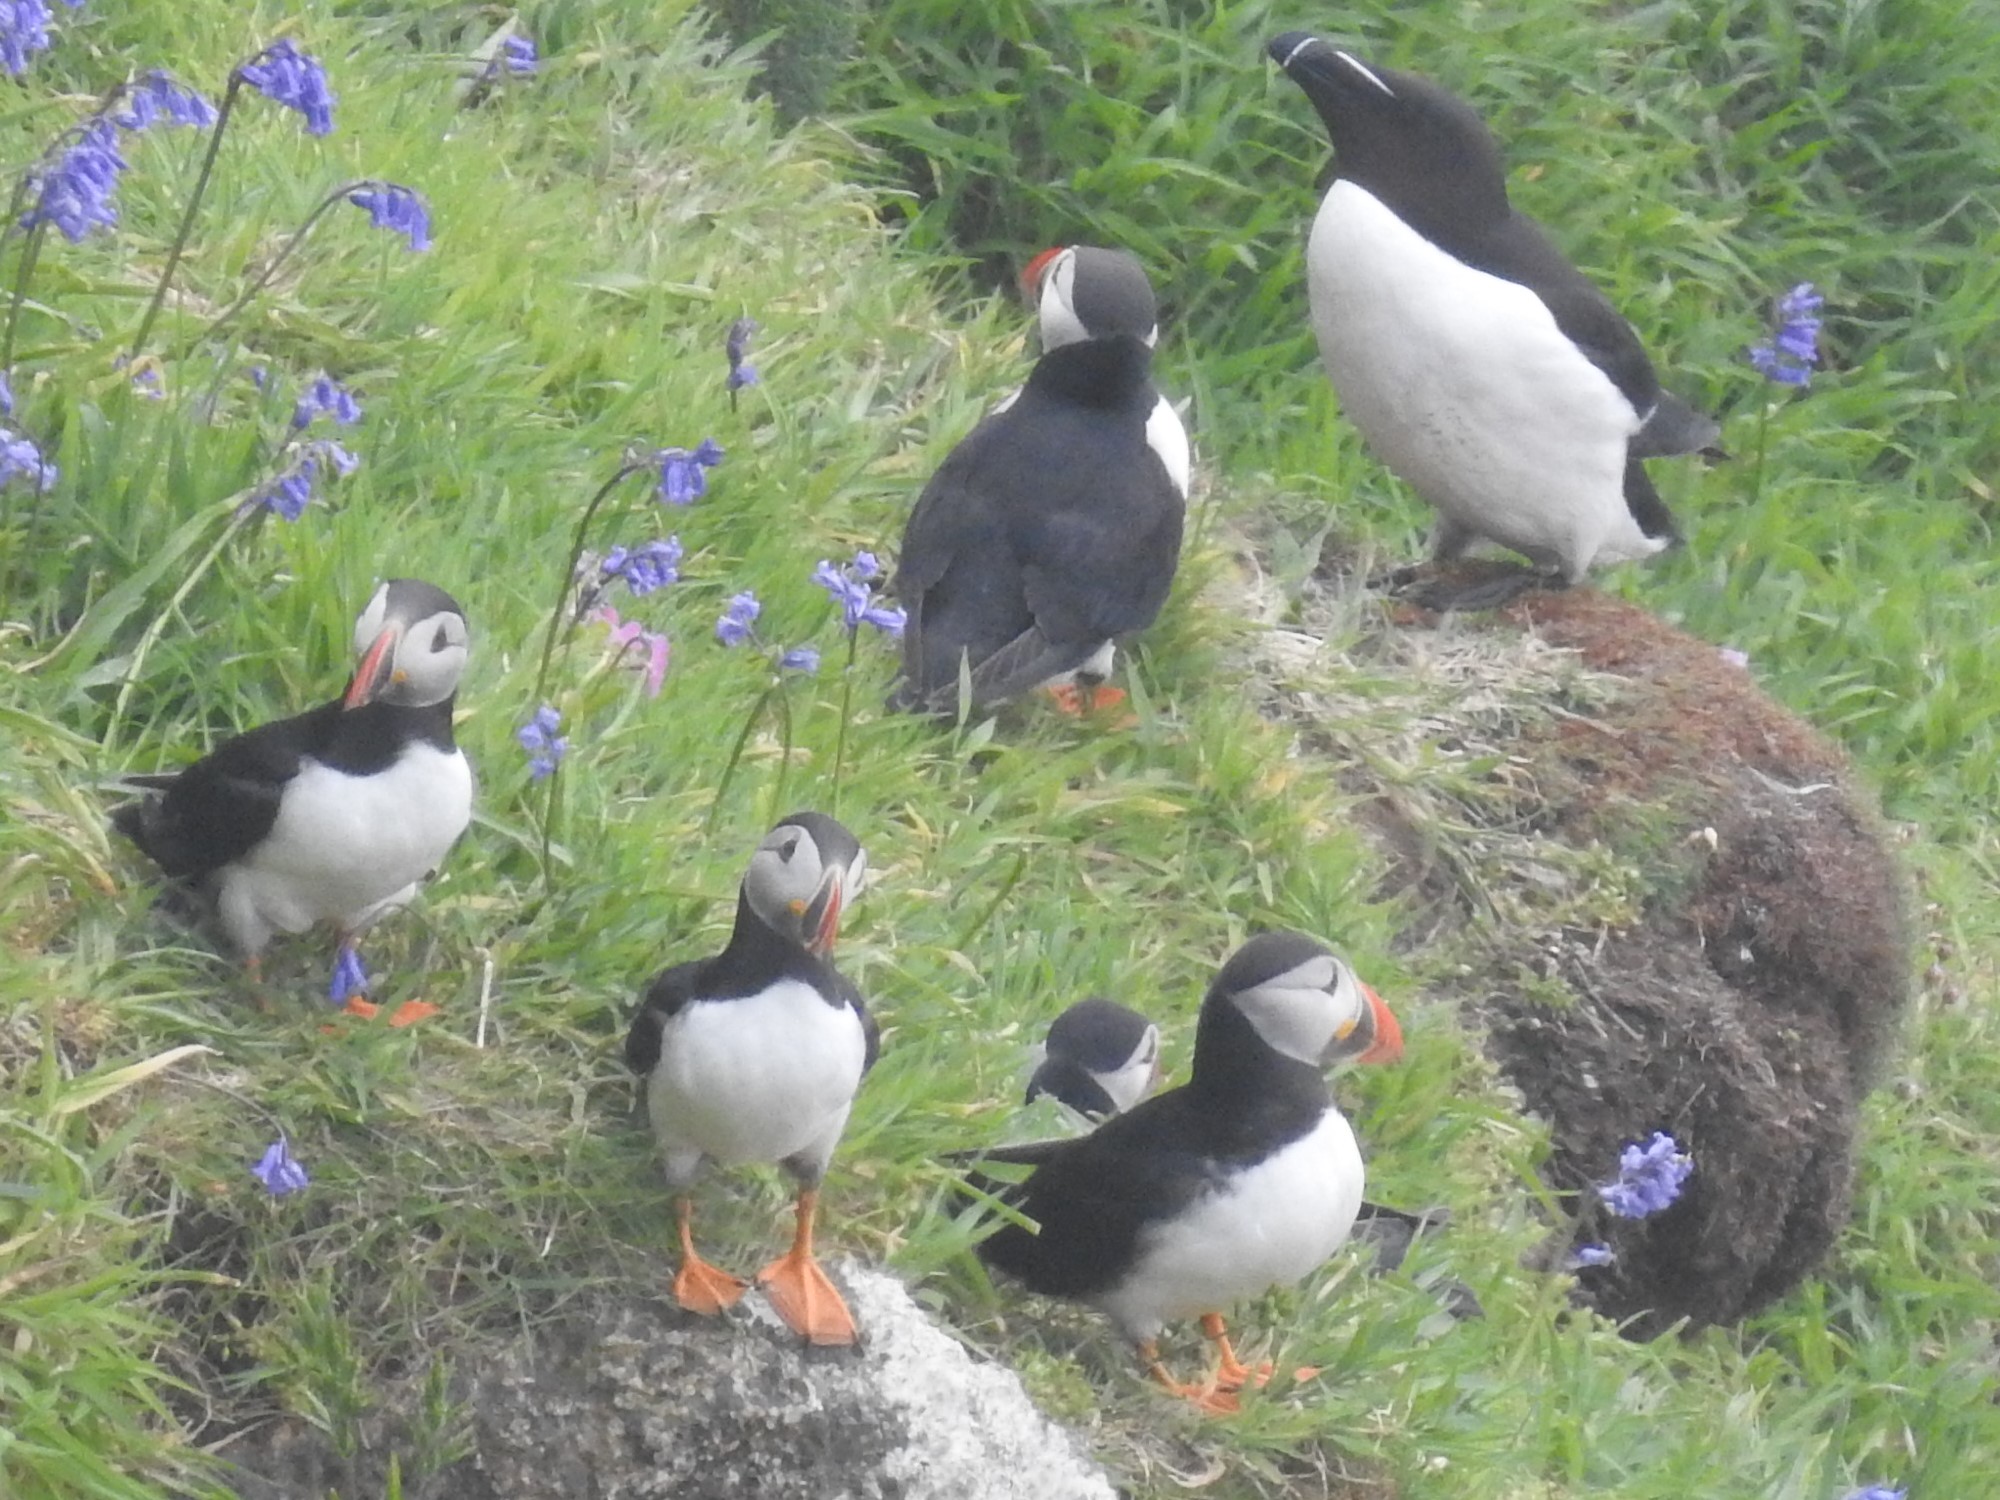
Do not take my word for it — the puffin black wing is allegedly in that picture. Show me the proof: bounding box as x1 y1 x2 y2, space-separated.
625 958 705 1076
111 701 340 879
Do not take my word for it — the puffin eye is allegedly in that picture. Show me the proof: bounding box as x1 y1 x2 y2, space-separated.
432 623 451 652
777 836 799 862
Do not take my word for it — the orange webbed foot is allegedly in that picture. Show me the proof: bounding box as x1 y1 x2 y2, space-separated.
1141 1339 1242 1417
342 995 381 1021
756 1248 858 1346
1044 681 1131 718
674 1254 749 1316
386 1000 439 1028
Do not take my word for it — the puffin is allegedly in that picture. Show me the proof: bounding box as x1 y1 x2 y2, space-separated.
1025 995 1161 1121
110 578 472 1014
624 812 877 1346
1269 35 1720 610
891 245 1189 714
959 931 1403 1412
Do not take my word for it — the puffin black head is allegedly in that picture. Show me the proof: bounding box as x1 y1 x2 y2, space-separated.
741 811 867 958
1269 34 1510 231
343 578 469 711
1026 996 1162 1117
1200 930 1402 1076
1021 245 1161 352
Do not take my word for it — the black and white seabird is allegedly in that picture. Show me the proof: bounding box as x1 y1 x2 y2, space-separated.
624 812 877 1346
111 578 473 1011
960 931 1403 1412
1269 35 1720 610
892 245 1189 714
1026 996 1162 1121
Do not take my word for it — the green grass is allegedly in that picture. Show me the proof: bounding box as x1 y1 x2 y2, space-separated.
0 2 1995 1498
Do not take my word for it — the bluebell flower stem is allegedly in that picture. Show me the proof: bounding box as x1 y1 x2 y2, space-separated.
769 676 794 823
537 754 563 891
1 220 47 379
130 76 244 361
186 178 384 351
705 682 774 836
829 630 859 817
532 456 650 711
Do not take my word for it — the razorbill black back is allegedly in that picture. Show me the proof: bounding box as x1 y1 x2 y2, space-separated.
892 245 1188 715
624 812 877 1345
957 931 1402 1412
110 578 473 999
1269 34 1719 609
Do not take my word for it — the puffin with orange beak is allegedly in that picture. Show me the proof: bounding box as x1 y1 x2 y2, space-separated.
624 812 877 1345
956 932 1403 1414
891 245 1188 715
111 578 473 1012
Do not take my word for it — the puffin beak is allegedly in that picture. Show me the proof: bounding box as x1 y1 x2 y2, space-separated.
1020 245 1065 301
344 624 401 709
799 866 846 958
1354 983 1404 1065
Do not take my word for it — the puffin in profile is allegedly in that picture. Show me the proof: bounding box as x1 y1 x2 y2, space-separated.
892 245 1189 714
111 578 472 1014
624 812 877 1346
960 931 1402 1412
1269 36 1719 610
1026 996 1161 1121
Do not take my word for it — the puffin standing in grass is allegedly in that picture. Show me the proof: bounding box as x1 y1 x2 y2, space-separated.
960 931 1403 1412
1026 996 1162 1121
1269 35 1719 610
624 812 877 1346
110 578 472 1021
892 245 1189 714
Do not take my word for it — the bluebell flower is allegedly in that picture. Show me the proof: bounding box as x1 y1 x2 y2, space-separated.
1841 1487 1905 1500
250 1135 310 1197
780 645 820 674
239 39 336 136
715 591 760 646
1567 1243 1616 1269
517 704 566 779
114 70 218 130
249 365 269 391
0 427 57 492
1596 1131 1693 1219
0 0 57 78
328 947 368 1005
245 439 358 521
131 367 163 400
347 184 431 252
600 536 682 596
502 34 538 74
21 118 127 243
726 316 760 392
291 373 362 430
657 439 724 506
813 548 906 637
1747 282 1823 388
0 371 14 417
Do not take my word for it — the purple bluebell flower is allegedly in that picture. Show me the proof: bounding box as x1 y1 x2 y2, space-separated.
600 536 682 596
594 607 670 698
1747 282 1822 388
250 1135 310 1197
0 371 14 417
347 184 431 252
502 34 538 74
328 946 368 1005
131 367 163 400
21 118 127 243
246 439 358 521
726 316 760 392
780 645 820 674
715 590 760 646
0 427 58 492
291 374 362 430
0 0 58 77
249 365 269 391
114 70 218 130
1567 1243 1616 1269
1841 1487 1905 1500
657 439 724 506
239 39 336 136
813 548 906 637
1596 1131 1693 1219
517 704 566 778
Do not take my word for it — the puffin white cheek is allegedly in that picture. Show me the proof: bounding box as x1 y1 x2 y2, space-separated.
1038 278 1090 350
1235 982 1342 1067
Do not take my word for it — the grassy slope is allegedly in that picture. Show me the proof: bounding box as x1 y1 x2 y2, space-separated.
0 3 1992 1498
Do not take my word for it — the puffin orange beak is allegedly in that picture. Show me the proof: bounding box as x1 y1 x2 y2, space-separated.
1020 245 1065 300
343 625 400 709
1355 983 1403 1065
799 867 845 959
